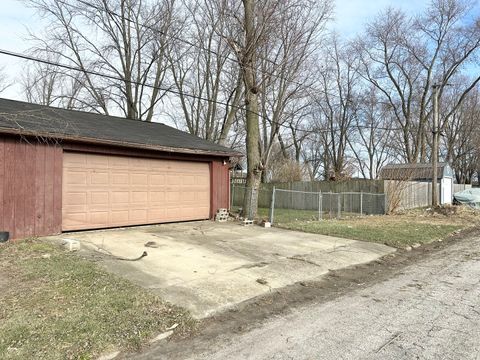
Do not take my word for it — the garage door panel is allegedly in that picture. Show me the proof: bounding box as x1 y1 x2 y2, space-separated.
110 210 129 224
132 191 148 203
197 191 209 201
65 153 87 167
166 191 181 202
181 191 196 201
150 174 165 185
149 191 165 203
148 208 166 221
196 175 209 186
131 173 148 185
90 191 109 204
166 174 178 185
111 172 129 185
90 171 109 185
90 212 109 226
63 213 88 228
88 156 109 170
109 157 129 169
64 192 87 205
63 152 210 230
130 209 148 222
65 170 88 185
110 191 129 204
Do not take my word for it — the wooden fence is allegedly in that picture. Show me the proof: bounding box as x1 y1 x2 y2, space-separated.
453 184 472 193
384 181 472 210
258 179 385 194
385 180 438 210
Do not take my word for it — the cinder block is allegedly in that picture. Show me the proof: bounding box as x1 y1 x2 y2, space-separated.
62 238 81 252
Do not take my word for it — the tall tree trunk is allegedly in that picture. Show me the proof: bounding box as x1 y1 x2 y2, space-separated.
242 0 262 219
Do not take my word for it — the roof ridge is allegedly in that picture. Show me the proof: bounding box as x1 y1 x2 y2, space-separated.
0 97 169 127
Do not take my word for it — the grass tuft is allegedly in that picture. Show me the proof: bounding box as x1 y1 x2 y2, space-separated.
279 220 463 248
254 206 478 248
0 240 195 360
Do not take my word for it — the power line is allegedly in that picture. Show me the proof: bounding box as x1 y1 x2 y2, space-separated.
0 48 244 114
59 0 334 98
21 0 398 134
64 0 404 128
0 48 409 135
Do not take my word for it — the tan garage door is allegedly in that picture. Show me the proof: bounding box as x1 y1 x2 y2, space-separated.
62 152 210 231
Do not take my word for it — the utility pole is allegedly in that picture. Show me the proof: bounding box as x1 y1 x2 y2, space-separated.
432 84 440 207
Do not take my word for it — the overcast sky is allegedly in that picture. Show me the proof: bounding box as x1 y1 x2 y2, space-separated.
0 0 444 100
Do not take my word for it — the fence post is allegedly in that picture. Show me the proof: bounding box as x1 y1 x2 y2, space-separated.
318 192 322 221
360 191 363 216
248 186 254 220
329 192 332 219
231 184 235 209
337 194 341 219
269 186 276 224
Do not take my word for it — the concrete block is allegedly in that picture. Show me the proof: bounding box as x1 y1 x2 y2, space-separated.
62 238 81 252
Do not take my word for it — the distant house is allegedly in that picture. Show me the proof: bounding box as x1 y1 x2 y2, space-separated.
380 163 454 205
0 98 241 240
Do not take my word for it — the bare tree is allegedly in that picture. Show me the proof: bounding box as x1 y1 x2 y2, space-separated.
257 0 332 182
384 167 416 214
301 130 326 180
347 86 394 179
237 0 263 218
225 0 332 217
0 67 11 94
25 0 178 120
312 35 357 180
21 57 85 108
356 0 480 163
167 0 243 144
443 84 480 183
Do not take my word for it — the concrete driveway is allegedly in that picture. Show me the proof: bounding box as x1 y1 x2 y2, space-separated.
48 221 394 318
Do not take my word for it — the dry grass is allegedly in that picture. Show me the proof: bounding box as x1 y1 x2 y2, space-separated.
0 240 196 360
265 205 480 248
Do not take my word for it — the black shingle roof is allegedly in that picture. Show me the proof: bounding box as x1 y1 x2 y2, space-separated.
0 98 241 157
380 163 452 180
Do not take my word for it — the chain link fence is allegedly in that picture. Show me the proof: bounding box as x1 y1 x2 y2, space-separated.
230 185 273 219
231 184 386 224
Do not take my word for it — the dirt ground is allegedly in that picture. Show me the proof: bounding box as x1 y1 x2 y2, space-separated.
330 205 480 228
379 205 480 225
120 225 480 359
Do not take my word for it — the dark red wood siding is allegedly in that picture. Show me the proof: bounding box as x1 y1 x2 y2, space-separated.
210 160 230 217
0 136 62 240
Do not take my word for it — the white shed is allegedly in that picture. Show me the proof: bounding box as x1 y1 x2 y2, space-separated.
380 163 454 205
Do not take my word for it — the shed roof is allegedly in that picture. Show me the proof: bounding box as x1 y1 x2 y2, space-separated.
0 98 241 157
380 163 452 180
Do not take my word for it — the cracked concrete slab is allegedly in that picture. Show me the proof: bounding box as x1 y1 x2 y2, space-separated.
45 221 394 318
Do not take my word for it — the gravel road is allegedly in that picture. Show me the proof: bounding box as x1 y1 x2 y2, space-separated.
135 234 480 360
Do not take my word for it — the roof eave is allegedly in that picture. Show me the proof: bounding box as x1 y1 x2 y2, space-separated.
0 127 243 158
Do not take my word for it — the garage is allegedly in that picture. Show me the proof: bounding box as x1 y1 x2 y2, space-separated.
0 98 240 239
62 152 211 230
